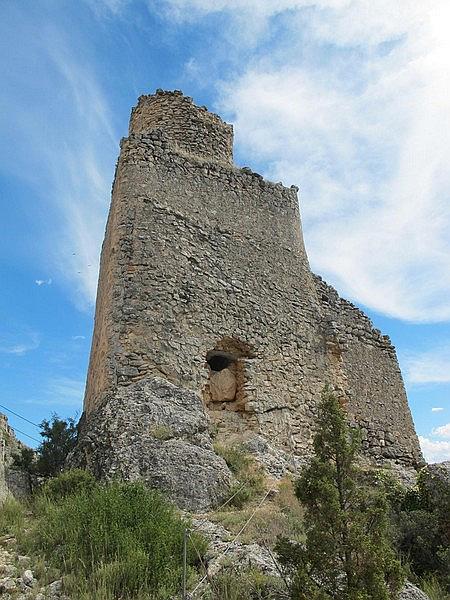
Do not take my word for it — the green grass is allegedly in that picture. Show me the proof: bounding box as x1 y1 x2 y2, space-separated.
211 478 305 547
214 443 266 508
420 576 450 600
0 496 26 536
22 473 206 600
205 567 288 600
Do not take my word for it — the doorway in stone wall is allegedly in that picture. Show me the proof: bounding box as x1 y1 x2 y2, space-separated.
204 337 254 411
207 351 237 402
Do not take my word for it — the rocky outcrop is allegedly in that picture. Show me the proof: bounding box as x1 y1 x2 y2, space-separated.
192 517 278 578
68 377 233 511
399 582 431 600
0 414 31 502
423 461 450 486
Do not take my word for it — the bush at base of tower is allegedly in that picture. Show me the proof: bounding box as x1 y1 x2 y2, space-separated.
24 475 206 599
276 386 405 600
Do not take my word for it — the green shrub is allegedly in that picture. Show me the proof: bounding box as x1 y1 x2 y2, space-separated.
0 496 26 536
391 467 450 592
28 477 206 599
215 443 265 508
12 447 35 471
149 424 173 440
420 576 450 600
34 415 78 477
207 567 287 600
40 469 96 501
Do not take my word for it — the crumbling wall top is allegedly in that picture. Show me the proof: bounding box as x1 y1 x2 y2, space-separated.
129 90 234 165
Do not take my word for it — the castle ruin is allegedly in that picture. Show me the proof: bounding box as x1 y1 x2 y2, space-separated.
72 90 423 509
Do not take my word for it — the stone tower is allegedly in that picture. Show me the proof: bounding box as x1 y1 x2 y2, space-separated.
73 90 423 509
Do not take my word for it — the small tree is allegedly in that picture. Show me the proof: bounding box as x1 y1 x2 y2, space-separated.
12 447 35 471
276 387 404 600
35 415 77 477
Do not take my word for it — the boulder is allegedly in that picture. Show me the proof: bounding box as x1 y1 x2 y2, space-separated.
399 582 431 600
68 377 233 510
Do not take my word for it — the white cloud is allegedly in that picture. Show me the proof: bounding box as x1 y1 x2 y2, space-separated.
405 346 450 384
26 377 85 408
432 407 444 412
46 377 85 407
162 0 450 322
0 9 117 309
0 330 40 355
433 422 450 438
35 279 52 286
71 335 86 340
419 435 450 463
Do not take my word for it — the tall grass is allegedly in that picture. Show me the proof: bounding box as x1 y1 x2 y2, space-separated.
214 443 266 508
26 475 206 600
420 576 450 600
0 496 26 536
206 567 288 600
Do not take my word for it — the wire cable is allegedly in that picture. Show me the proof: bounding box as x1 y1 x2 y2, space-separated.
7 426 41 444
191 482 247 533
0 403 40 428
190 488 274 598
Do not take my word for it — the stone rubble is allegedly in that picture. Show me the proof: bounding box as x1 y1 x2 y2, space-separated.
0 535 68 600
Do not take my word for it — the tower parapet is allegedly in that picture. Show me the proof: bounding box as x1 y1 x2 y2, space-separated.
129 90 233 165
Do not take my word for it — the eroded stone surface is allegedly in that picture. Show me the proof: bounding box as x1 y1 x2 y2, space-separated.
0 414 32 502
69 377 233 510
400 582 431 600
78 89 423 505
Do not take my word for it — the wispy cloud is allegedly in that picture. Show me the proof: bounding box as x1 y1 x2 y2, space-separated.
71 335 86 340
404 346 450 384
161 0 450 323
0 330 40 355
419 436 450 463
0 6 117 310
432 407 444 412
26 376 85 409
35 279 52 286
433 422 450 438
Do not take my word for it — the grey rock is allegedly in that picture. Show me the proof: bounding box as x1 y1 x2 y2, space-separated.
0 577 17 592
0 564 16 577
424 461 450 484
399 582 431 600
22 569 34 587
191 518 278 577
243 435 303 478
69 377 233 510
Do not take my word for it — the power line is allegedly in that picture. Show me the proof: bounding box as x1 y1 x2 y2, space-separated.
8 426 41 445
190 488 274 598
0 403 40 428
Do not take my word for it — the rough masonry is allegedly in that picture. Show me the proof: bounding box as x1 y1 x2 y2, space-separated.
71 90 423 509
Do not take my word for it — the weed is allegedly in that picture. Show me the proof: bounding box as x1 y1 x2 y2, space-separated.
150 424 173 440
0 496 26 536
215 443 265 508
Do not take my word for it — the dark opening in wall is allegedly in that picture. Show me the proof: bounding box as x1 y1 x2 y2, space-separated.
204 339 254 409
207 353 233 372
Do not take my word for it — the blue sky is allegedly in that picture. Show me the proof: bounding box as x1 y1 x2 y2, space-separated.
1 0 449 462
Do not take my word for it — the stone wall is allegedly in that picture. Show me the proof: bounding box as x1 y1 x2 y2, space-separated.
129 90 233 165
78 90 423 506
